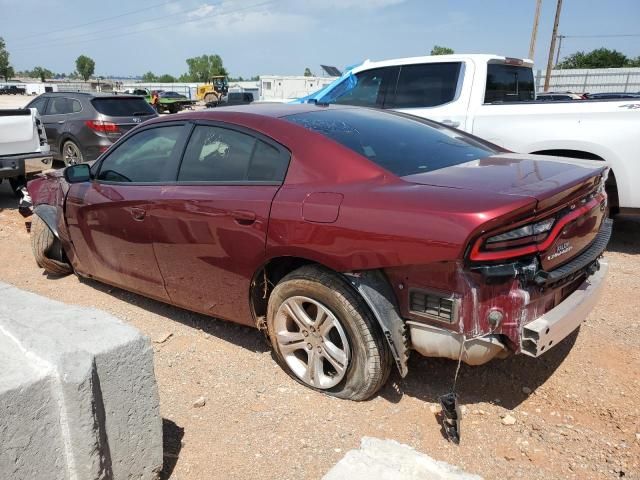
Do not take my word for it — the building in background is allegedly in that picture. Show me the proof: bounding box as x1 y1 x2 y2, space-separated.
259 75 338 102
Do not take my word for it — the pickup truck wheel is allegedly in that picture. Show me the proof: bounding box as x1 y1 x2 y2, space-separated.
62 140 83 166
8 176 26 198
267 265 392 401
30 215 72 276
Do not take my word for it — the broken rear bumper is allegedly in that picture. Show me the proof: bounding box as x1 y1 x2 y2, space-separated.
521 259 608 357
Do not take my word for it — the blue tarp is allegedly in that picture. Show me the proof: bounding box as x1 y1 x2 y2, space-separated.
289 61 364 104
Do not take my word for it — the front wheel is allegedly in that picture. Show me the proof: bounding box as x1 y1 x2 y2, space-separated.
267 265 392 401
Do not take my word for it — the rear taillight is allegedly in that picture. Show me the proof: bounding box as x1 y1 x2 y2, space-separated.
85 120 119 133
470 194 604 262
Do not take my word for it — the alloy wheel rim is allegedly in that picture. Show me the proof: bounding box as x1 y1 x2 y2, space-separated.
64 143 81 166
274 296 351 389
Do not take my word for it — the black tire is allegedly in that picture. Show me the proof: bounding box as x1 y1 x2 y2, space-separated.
266 265 392 401
203 93 217 104
8 176 26 198
30 215 72 276
61 139 83 166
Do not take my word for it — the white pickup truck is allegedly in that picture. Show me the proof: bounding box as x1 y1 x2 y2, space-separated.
0 108 51 193
305 54 640 214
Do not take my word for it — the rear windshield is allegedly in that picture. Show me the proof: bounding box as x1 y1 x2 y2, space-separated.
91 97 155 116
285 109 496 177
485 64 535 103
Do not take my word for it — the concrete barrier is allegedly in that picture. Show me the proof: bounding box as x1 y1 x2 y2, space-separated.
0 282 162 480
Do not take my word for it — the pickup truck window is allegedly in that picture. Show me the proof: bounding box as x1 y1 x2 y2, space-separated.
484 64 535 103
390 62 461 108
286 109 495 177
333 68 388 107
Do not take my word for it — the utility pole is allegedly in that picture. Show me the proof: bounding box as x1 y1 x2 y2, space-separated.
555 34 565 66
544 0 563 91
528 0 542 60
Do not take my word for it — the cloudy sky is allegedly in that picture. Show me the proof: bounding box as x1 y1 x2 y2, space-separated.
2 0 639 78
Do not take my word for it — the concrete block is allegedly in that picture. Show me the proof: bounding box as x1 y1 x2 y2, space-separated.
0 282 162 480
323 437 483 480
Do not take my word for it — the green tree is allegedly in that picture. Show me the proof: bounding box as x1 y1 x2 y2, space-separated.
75 55 96 81
141 71 157 82
626 56 640 67
304 67 313 77
0 37 13 81
157 73 176 83
31 66 53 82
557 48 627 69
184 54 227 82
430 45 454 55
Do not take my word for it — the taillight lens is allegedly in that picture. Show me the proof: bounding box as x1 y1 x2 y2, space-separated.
85 120 119 133
486 218 555 245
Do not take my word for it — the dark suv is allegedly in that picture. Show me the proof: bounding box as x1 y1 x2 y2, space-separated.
25 92 157 165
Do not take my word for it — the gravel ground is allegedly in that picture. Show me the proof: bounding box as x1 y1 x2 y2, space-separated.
1 99 639 478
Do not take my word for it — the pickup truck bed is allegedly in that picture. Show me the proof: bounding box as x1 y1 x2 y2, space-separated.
0 109 51 190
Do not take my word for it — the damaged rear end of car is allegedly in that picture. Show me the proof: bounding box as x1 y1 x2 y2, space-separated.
394 156 610 366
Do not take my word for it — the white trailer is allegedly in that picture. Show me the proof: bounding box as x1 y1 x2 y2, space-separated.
259 75 337 102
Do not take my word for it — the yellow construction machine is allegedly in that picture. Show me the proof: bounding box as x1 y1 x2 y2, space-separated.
196 76 229 105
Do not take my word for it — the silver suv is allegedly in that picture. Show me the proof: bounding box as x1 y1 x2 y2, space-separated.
25 92 158 165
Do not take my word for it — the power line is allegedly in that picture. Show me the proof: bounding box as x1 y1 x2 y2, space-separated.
562 33 640 39
7 0 174 43
11 0 277 53
10 2 197 49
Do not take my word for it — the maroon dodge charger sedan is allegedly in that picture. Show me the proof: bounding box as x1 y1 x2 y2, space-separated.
26 104 611 400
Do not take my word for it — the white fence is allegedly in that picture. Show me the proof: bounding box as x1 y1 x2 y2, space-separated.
535 68 640 93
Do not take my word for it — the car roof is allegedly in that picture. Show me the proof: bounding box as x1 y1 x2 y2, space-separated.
40 92 145 100
349 53 533 74
167 103 358 121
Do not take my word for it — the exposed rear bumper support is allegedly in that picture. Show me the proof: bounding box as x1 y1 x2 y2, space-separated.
521 260 608 357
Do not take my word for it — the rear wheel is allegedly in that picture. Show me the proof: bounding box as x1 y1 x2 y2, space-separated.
267 265 392 401
62 140 83 166
30 215 72 276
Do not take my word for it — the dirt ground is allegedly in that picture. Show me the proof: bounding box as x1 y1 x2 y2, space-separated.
1 97 639 479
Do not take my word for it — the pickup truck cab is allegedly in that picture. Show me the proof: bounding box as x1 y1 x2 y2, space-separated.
304 54 640 215
0 108 51 193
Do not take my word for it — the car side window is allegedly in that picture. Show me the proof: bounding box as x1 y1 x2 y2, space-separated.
390 62 462 108
28 96 48 115
332 68 390 107
97 125 185 183
45 97 75 115
71 99 82 113
178 126 288 183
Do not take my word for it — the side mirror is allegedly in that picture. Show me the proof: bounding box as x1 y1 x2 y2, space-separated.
64 163 91 183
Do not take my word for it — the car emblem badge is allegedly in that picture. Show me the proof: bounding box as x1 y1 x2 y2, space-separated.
132 117 142 123
547 241 573 261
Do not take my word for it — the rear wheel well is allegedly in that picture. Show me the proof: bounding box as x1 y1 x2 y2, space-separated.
250 257 316 328
531 149 619 215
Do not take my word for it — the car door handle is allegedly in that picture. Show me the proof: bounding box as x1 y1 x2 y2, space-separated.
441 119 461 128
57 120 65 124
130 207 146 221
231 209 256 225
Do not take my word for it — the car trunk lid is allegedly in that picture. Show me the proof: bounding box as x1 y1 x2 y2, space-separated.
404 154 608 269
90 96 157 138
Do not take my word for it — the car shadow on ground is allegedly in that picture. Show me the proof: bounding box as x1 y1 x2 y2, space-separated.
380 327 578 412
78 277 270 354
161 418 184 479
0 182 18 212
607 215 640 255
